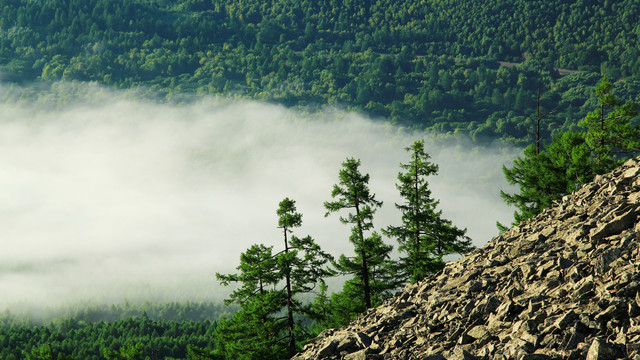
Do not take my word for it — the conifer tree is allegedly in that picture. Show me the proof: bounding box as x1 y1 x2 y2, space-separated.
500 132 593 225
276 198 334 356
277 197 301 356
25 343 73 360
328 231 402 326
324 158 397 314
384 140 472 282
215 198 332 360
500 77 639 226
103 344 144 360
25 345 54 360
217 244 280 305
186 345 222 360
213 294 286 360
579 76 640 170
215 244 284 360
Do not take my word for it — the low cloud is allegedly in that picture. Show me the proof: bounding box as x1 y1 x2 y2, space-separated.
0 83 519 311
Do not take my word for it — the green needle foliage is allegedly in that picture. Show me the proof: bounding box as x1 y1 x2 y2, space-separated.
384 140 473 282
215 198 332 360
103 344 144 360
3 0 640 145
328 231 402 326
24 344 66 360
324 158 400 323
215 243 289 360
217 244 280 305
580 76 640 169
1 304 222 360
501 77 640 226
277 197 303 356
501 133 594 225
276 197 335 357
213 293 286 360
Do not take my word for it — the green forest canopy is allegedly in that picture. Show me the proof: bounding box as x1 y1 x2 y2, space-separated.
1 0 640 144
0 302 231 360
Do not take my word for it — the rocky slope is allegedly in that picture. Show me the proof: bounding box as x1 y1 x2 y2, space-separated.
294 156 640 360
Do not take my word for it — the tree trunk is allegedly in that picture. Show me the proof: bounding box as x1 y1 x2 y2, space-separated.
355 202 372 309
283 228 296 355
536 88 541 155
414 153 421 278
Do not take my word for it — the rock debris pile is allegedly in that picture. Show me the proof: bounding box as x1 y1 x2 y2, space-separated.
294 156 640 360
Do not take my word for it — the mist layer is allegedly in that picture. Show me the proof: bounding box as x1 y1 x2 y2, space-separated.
0 84 518 310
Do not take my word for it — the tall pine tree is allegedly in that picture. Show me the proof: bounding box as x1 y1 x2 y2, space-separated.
328 231 402 326
500 132 594 225
277 198 334 356
215 198 332 360
384 140 472 282
215 244 284 360
324 158 399 320
579 76 640 169
277 197 301 356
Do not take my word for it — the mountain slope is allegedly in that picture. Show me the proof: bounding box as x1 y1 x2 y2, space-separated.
294 156 640 359
3 0 640 144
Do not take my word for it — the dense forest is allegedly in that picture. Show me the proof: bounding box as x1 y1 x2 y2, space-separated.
0 302 232 359
1 0 640 144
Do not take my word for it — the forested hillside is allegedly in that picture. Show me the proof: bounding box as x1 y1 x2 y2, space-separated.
1 316 214 360
0 302 232 360
1 0 640 144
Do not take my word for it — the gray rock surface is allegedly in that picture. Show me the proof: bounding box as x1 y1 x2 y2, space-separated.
293 156 640 360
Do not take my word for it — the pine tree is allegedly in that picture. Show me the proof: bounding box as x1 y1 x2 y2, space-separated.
384 140 472 282
501 78 639 226
500 133 593 225
216 244 280 305
324 157 398 315
25 343 72 360
103 344 144 360
329 231 402 325
213 293 286 360
186 345 222 360
276 198 333 356
277 197 302 356
215 198 332 360
215 244 284 360
579 76 640 170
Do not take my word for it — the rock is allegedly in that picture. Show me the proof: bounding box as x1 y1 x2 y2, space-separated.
590 208 637 242
495 300 524 321
574 276 595 299
520 354 554 360
316 340 338 357
594 302 628 323
448 347 480 360
424 355 446 360
622 166 640 179
560 324 587 350
466 325 488 340
554 310 579 329
336 335 358 352
585 338 625 360
343 349 367 360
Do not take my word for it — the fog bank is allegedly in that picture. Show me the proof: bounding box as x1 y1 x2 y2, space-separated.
0 84 519 310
